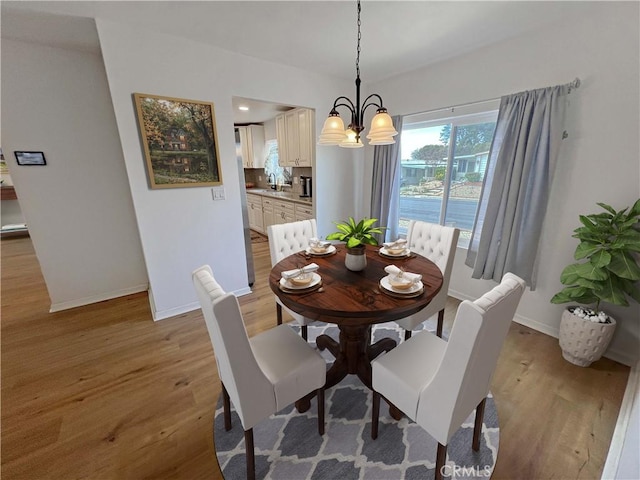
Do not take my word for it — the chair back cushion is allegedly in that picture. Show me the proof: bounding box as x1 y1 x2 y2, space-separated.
395 221 460 330
416 272 525 443
192 265 275 429
406 220 459 286
268 219 318 266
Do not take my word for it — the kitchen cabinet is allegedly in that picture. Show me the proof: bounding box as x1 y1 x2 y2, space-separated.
236 125 266 169
249 191 313 233
273 199 295 225
295 204 314 222
276 108 314 167
246 193 264 233
262 197 275 232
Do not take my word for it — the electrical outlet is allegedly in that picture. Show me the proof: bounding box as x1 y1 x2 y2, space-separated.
293 176 299 184
258 175 262 181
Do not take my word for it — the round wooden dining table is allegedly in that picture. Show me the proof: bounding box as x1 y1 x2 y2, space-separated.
269 243 443 414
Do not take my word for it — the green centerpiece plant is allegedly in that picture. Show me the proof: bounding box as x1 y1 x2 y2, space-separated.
326 217 385 271
551 200 640 366
326 217 384 248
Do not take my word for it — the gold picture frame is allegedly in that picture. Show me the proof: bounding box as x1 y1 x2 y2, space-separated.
133 93 223 189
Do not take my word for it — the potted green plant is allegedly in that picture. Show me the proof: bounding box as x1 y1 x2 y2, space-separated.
551 200 640 366
326 217 385 271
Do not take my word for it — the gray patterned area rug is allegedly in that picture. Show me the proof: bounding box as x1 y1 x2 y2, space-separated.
213 321 499 480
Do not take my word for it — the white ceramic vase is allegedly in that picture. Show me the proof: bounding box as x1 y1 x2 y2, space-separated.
345 247 367 271
558 308 617 367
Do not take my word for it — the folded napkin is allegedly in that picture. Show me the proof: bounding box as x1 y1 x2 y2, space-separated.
282 263 319 279
383 238 408 249
384 265 422 283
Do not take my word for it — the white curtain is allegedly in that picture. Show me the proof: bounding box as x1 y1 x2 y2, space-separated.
465 84 571 288
370 116 403 242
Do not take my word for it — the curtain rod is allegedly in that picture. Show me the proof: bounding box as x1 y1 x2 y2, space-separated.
405 77 581 118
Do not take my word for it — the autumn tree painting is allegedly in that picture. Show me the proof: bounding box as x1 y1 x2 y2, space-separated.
133 93 222 188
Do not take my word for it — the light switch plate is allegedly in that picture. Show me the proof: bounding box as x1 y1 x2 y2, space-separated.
211 187 225 201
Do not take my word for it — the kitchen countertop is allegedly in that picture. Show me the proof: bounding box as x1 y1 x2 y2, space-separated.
246 188 312 205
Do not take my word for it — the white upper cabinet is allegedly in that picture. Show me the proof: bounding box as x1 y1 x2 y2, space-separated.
276 108 314 167
237 125 266 169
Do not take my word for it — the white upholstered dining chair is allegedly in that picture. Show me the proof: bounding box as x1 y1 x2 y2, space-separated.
192 265 326 480
395 220 459 339
267 219 318 340
371 273 525 480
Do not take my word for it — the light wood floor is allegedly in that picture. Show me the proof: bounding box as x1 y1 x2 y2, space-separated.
1 236 629 479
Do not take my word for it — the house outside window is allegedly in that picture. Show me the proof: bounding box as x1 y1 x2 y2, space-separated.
397 102 499 248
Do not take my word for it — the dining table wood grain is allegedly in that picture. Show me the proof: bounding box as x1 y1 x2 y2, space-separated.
269 243 443 416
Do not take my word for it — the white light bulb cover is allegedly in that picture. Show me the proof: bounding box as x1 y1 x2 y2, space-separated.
368 137 396 145
368 112 398 137
318 115 347 145
320 115 346 134
366 129 398 138
339 140 364 148
339 128 364 148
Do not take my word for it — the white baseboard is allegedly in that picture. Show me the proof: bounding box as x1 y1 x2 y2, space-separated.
152 286 254 321
49 283 149 313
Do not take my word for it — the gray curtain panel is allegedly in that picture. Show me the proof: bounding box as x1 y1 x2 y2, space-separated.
370 116 403 243
465 84 570 289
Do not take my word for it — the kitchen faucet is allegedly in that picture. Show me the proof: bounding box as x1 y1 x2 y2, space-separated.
268 173 276 190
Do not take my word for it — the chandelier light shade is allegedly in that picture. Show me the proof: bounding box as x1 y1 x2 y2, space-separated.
317 113 347 144
317 0 397 148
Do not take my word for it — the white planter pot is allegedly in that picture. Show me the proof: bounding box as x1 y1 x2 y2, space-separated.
558 308 617 367
345 247 367 271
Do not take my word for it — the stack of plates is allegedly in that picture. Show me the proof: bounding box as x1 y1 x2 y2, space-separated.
379 246 411 258
305 245 337 256
279 273 322 294
379 276 424 298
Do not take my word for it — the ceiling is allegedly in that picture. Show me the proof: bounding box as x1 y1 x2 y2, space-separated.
1 1 599 123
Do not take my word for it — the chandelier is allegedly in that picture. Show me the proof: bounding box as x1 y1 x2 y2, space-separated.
318 0 398 148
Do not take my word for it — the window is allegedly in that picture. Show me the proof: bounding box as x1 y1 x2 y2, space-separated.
263 139 292 185
397 102 499 248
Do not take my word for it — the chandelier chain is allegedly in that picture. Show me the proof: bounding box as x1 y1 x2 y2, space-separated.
356 0 361 79
318 0 397 146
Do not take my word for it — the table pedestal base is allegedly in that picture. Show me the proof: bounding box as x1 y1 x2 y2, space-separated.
295 324 403 420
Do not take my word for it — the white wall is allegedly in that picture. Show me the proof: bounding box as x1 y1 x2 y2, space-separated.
94 19 357 319
368 2 640 365
1 39 148 311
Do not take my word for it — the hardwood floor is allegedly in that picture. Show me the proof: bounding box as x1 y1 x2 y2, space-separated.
1 236 629 479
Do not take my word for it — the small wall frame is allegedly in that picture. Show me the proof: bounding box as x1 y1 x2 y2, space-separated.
14 151 46 166
133 93 223 189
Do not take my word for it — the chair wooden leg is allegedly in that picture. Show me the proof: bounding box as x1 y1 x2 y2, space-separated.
301 325 308 341
244 428 255 480
371 391 380 439
276 303 283 325
317 388 325 435
435 443 447 480
436 309 444 338
404 329 412 341
222 383 232 431
473 397 487 451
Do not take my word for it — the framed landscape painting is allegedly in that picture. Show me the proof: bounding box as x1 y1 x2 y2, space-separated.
133 93 223 189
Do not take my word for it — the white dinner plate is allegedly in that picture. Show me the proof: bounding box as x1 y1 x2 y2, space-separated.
380 275 423 295
305 245 337 256
379 246 411 258
279 272 322 290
